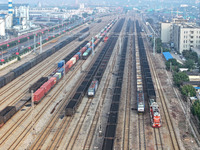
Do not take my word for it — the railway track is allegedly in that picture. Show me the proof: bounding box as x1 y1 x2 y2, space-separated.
1 60 86 149
0 21 108 110
0 21 109 149
134 19 146 150
82 23 124 150
123 20 132 150
142 28 180 150
138 114 146 150
29 46 100 149
0 23 86 95
64 36 120 150
25 19 116 149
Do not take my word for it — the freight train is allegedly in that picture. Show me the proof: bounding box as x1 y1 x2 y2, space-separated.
31 20 116 103
65 19 118 116
0 19 116 127
136 29 145 113
0 20 91 89
102 18 128 150
136 20 161 128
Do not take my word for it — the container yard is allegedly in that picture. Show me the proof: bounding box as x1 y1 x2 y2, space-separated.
0 11 199 150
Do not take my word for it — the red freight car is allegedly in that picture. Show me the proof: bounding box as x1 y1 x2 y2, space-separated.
66 60 73 68
50 77 57 85
79 47 87 54
41 81 52 94
48 78 56 87
73 54 79 61
65 63 70 73
104 36 108 42
33 88 45 103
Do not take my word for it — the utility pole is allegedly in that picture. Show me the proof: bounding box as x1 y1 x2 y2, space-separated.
92 37 94 56
170 62 172 72
153 33 155 55
119 35 122 55
40 35 42 53
34 34 36 52
186 92 191 133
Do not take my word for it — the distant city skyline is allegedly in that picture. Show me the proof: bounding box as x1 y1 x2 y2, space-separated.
0 0 197 6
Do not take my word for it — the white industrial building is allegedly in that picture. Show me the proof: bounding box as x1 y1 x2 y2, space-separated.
14 5 30 21
0 18 5 36
5 14 13 29
160 18 200 53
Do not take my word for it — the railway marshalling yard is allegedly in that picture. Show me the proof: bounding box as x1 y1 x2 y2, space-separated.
0 12 199 150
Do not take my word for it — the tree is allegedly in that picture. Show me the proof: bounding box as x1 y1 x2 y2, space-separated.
191 100 200 120
197 58 200 73
17 56 21 61
173 72 189 87
82 12 88 18
182 50 198 62
181 85 196 97
156 38 162 53
165 59 182 71
146 18 154 25
184 59 195 70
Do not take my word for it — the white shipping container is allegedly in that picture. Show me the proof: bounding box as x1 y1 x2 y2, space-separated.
70 57 76 64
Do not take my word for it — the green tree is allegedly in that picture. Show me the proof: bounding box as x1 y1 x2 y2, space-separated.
156 38 162 53
165 59 182 71
173 72 189 87
146 18 154 25
17 56 21 61
191 101 200 120
197 58 200 73
184 59 195 70
181 85 196 97
82 12 88 18
182 50 198 62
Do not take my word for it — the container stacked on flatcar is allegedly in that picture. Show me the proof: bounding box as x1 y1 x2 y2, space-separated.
136 20 161 128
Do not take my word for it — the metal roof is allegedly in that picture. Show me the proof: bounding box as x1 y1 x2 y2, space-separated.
163 52 173 61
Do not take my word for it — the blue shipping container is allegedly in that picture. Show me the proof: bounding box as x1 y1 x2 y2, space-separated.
76 52 81 57
58 60 65 68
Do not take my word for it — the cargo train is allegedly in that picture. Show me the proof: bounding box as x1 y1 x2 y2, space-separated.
0 20 91 89
136 31 145 113
65 19 117 116
32 20 116 103
136 20 161 128
0 19 117 127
